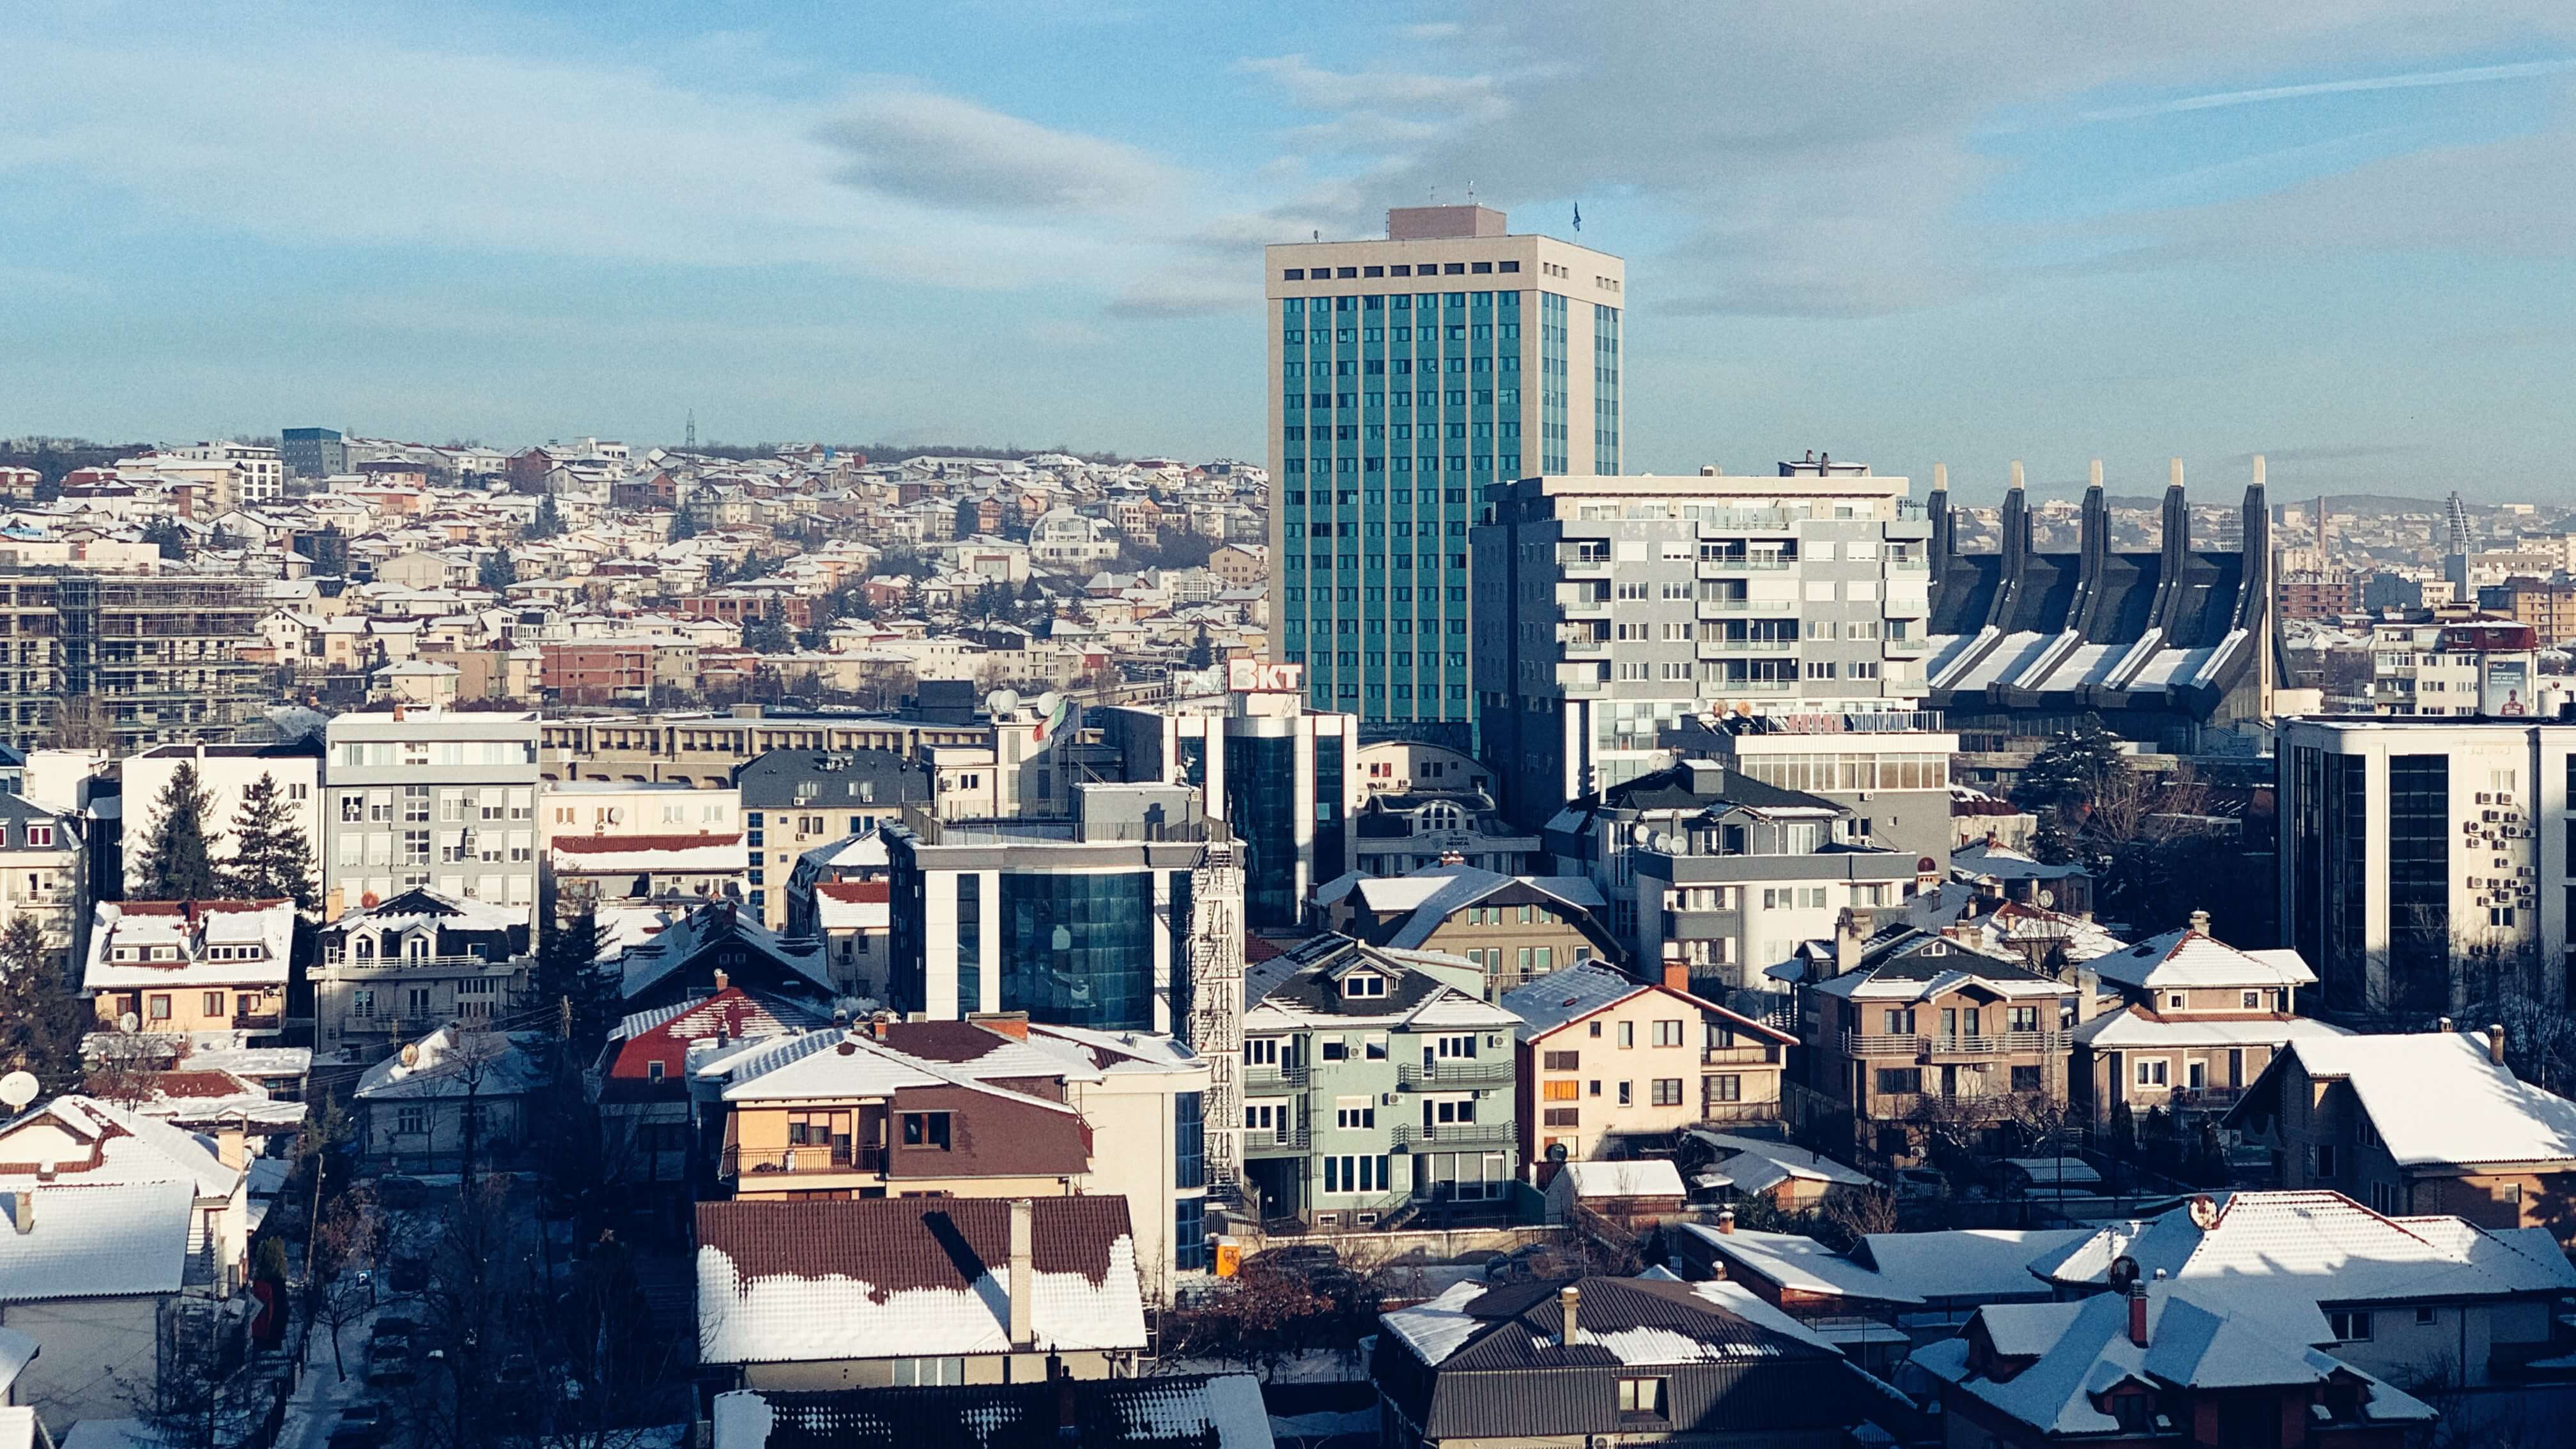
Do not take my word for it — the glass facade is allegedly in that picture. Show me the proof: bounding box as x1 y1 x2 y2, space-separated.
1541 292 1569 474
1173 1194 1207 1273
1175 1091 1204 1189
1593 305 1620 474
2291 747 2370 1015
1282 288 1517 739
2387 753 2449 1015
955 873 981 1018
997 871 1157 1030
1228 734 1300 930
888 857 928 1013
1167 868 1192 1029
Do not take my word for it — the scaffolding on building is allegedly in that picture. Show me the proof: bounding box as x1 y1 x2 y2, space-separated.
0 573 265 753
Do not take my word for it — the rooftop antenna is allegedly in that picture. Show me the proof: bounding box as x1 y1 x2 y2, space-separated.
685 410 696 452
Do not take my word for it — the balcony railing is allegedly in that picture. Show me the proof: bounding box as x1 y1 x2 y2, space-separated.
1242 1125 1310 1155
1244 1061 1308 1089
723 1144 887 1178
1695 557 1793 574
323 953 521 975
1696 1100 1779 1126
1703 1045 1778 1067
1696 638 1796 653
1842 1031 2068 1058
1393 1121 1514 1149
231 1012 283 1031
1694 598 1793 615
1397 1060 1512 1089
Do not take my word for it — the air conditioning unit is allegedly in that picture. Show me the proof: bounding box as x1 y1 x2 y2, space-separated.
1382 1092 1398 1107
2479 792 2492 804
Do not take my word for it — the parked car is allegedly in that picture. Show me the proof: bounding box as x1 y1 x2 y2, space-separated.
371 1315 419 1340
367 1335 412 1364
365 1360 416 1389
1891 1167 1948 1202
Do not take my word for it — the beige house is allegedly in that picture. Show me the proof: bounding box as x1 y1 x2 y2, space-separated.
2070 913 2346 1126
84 899 295 1039
1502 960 1796 1172
1318 864 1619 1000
2228 1027 2576 1234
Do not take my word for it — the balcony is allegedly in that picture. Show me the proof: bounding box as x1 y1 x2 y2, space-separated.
1243 1124 1310 1156
723 1144 887 1178
1695 637 1795 654
1695 597 1792 616
231 1011 284 1031
1696 556 1793 575
1716 678 1798 696
1703 1045 1779 1067
1559 635 1610 659
1393 1121 1515 1149
1696 1100 1780 1127
1841 1031 2068 1059
1244 1061 1308 1090
323 953 521 978
1398 1060 1512 1089
1559 556 1613 576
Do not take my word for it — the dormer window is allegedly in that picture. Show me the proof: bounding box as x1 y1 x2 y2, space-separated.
647 1060 666 1083
24 825 50 848
1342 973 1387 999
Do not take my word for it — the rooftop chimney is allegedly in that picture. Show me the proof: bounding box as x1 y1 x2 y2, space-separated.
1835 908 1872 979
2127 1280 2149 1347
1008 1197 1035 1349
9 1190 27 1234
217 1126 245 1173
2439 1017 2454 1034
2075 969 2100 1026
713 968 729 993
1557 1284 1581 1346
1716 1207 1736 1235
1660 953 1689 995
2187 909 2210 937
972 1011 1031 1041
2489 1023 2507 1066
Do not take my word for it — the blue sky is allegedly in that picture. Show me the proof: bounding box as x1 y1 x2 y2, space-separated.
8 1 2576 501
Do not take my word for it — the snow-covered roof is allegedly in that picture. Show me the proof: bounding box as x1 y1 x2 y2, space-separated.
0 1179 196 1302
84 898 295 992
1675 1225 1919 1302
695 1197 1148 1365
2262 1032 2576 1169
352 1026 545 1102
1684 1131 1877 1195
2088 928 2316 992
2028 1190 2576 1311
1856 1228 2089 1303
1556 1158 1687 1200
0 1094 242 1199
1499 960 1797 1045
2074 1009 2350 1050
550 833 747 873
1911 1287 2435 1436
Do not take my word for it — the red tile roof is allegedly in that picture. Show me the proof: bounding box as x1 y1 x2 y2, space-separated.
695 1195 1130 1288
816 880 890 903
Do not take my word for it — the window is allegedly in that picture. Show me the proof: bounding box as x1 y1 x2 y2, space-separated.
2134 1059 2168 1087
1616 1081 1633 1105
900 1112 952 1149
2108 1397 2156 1435
1244 1102 1288 1142
2317 1143 2338 1177
1651 1020 1684 1048
2328 1309 2373 1342
2372 1181 2400 1214
1616 1378 1668 1418
396 1105 426 1136
1320 1039 1348 1061
2011 1065 2043 1093
890 1358 965 1386
24 825 49 848
1543 1050 1580 1071
1322 1154 1389 1194
1708 1075 1741 1103
1543 1080 1580 1101
1875 1068 1920 1095
2416 1305 2436 1326
1617 1021 1635 1048
201 991 224 1017
2242 990 2262 1009
1244 1038 1279 1067
1341 972 1386 998
1650 1078 1683 1107
1335 1098 1375 1130
147 993 171 1020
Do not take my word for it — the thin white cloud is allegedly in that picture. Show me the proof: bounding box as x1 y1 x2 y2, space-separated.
2079 57 2576 122
816 88 1182 214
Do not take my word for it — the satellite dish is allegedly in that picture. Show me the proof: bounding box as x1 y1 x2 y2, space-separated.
1630 824 1651 846
2037 888 2056 909
987 688 1021 717
119 1011 140 1033
1033 691 1063 719
0 1071 38 1112
399 1043 421 1069
1651 832 1675 853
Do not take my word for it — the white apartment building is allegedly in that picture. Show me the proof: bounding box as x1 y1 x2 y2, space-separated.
1266 204 1626 746
2279 716 2575 1023
1472 463 1936 827
171 440 286 504
539 779 739 845
121 742 323 898
2367 617 2539 716
322 710 543 923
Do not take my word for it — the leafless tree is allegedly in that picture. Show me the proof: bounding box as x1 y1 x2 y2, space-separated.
309 1185 384 1381
1814 1188 1900 1252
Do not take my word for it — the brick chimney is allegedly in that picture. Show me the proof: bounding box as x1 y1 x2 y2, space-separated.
1716 1207 1736 1235
217 1126 245 1172
1660 948 1688 995
972 1011 1031 1041
1557 1284 1581 1347
712 968 729 993
1008 1198 1035 1349
9 1189 28 1234
2489 1023 2507 1065
2187 908 2211 937
2127 1280 2149 1347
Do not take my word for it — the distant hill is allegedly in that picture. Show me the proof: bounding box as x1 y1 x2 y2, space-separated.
0 437 153 487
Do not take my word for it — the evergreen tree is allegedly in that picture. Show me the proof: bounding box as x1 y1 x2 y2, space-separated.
668 508 697 541
224 771 318 908
143 518 189 561
475 551 514 591
309 523 350 575
534 908 613 1051
1186 624 1214 670
0 914 86 1096
529 494 564 539
134 760 224 901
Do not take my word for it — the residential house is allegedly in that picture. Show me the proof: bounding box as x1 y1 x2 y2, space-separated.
1539 1158 1688 1227
1373 1276 1912 1449
351 1024 545 1172
605 900 836 1015
695 1196 1150 1389
0 1095 254 1430
1911 1280 2435 1447
2028 1189 2576 1390
548 832 748 914
311 889 531 1057
0 794 84 974
1316 865 1619 999
1773 913 2072 1163
1675 1131 1877 1211
2071 914 2347 1129
1240 935 1522 1229
2227 1028 2576 1231
589 986 825 1216
1501 960 1796 1169
83 900 295 1041
737 751 932 931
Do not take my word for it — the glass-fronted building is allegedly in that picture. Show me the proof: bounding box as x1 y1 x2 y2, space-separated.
1265 205 1626 749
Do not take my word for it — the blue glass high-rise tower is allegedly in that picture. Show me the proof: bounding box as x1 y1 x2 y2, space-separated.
1266 205 1624 749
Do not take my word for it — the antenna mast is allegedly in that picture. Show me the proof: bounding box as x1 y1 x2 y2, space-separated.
685 410 697 451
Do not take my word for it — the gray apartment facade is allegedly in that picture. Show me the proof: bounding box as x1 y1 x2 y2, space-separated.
322 711 544 924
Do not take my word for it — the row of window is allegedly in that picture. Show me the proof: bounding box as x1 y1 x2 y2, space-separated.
1540 1077 1695 1107
1283 264 1522 280
1287 423 1518 443
1286 323 1520 346
1287 394 1520 417
1285 585 1469 606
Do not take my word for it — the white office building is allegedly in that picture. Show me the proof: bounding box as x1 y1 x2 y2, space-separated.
323 710 543 923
